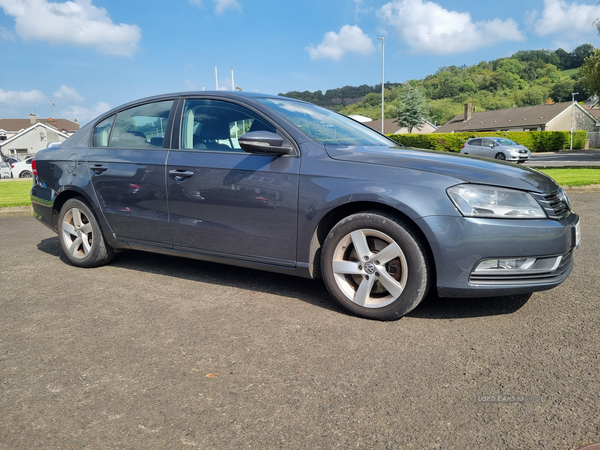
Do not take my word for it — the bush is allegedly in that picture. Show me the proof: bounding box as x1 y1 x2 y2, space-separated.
388 130 587 152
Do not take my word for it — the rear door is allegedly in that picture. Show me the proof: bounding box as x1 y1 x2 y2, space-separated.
166 98 300 266
87 99 176 247
466 138 482 156
481 138 495 158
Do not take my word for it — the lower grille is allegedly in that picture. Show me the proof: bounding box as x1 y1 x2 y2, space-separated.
469 251 573 285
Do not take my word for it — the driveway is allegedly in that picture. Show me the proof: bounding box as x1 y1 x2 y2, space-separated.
1 193 599 450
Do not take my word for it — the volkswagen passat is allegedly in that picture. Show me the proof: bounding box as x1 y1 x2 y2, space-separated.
30 92 580 320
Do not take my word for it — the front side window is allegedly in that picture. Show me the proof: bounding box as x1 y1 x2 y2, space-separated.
256 97 396 147
181 99 276 152
107 100 174 149
493 138 518 146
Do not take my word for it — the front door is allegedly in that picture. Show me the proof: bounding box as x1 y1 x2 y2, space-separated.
167 99 300 266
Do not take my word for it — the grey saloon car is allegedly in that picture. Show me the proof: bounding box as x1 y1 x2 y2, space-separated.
30 92 580 320
461 137 531 162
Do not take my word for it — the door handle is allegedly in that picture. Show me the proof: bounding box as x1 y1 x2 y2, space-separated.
90 164 108 173
169 169 194 180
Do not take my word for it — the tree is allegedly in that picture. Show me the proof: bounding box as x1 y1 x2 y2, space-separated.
579 50 600 95
550 78 575 102
554 48 572 70
392 85 429 133
570 44 596 68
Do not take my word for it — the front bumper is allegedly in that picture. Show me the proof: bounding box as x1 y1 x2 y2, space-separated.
416 212 579 298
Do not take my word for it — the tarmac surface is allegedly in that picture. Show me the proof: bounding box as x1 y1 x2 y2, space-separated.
524 150 600 167
0 192 599 450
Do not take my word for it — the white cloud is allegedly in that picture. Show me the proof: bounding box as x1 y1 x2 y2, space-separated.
378 0 524 55
532 0 600 39
353 0 372 23
0 0 141 57
306 25 376 61
188 0 241 15
61 101 110 124
0 88 48 106
53 85 84 103
214 0 240 15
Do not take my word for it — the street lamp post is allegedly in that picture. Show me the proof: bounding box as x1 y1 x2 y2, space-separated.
570 92 579 150
378 37 385 134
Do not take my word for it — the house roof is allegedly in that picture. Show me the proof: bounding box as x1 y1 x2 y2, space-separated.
583 105 600 121
0 122 70 148
364 118 404 134
435 102 597 133
0 118 79 133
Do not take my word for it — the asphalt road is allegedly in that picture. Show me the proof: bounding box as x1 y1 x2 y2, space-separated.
1 193 599 450
525 150 600 167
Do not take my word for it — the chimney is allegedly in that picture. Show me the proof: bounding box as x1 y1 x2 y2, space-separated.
464 103 472 121
29 113 37 124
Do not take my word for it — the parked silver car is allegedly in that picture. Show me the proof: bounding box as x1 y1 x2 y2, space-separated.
461 137 531 162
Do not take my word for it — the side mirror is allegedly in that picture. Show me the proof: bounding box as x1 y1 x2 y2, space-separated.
238 131 293 155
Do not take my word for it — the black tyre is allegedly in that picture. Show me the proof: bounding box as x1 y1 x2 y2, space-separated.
58 198 114 268
20 170 32 178
321 211 431 320
494 152 506 160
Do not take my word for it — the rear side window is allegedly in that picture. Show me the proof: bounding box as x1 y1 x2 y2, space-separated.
469 139 482 146
93 115 115 147
92 100 174 149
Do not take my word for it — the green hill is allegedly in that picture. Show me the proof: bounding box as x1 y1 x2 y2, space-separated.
279 44 595 125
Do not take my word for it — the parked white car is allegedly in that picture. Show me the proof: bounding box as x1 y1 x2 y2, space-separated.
11 156 34 178
0 158 11 178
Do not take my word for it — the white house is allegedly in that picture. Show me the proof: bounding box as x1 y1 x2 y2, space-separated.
0 122 70 158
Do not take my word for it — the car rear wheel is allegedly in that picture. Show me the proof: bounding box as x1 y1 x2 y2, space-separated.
19 170 32 178
494 152 506 160
321 211 431 320
58 198 114 268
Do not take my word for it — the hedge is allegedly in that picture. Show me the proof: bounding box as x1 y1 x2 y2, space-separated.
387 130 588 153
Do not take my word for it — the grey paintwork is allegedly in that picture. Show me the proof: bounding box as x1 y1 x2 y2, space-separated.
31 91 579 298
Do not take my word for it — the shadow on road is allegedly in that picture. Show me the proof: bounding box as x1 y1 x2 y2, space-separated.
38 236 533 321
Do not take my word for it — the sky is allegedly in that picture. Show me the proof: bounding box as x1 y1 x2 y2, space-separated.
1 0 600 125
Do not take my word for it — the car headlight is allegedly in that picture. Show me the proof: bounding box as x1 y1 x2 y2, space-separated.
447 184 547 219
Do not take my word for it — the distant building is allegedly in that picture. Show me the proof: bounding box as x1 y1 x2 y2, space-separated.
0 113 77 157
364 118 438 135
348 114 373 123
435 102 599 133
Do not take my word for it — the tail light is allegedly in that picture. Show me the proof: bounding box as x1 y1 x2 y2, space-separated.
32 158 37 176
10 162 14 169
461 144 465 149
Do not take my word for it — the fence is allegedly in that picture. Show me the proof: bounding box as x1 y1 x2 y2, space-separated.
588 132 600 149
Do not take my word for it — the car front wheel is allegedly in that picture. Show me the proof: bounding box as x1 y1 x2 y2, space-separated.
321 211 431 320
58 198 114 268
494 152 506 160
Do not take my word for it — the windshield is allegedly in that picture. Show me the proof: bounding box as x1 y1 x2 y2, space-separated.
257 97 396 147
493 138 518 146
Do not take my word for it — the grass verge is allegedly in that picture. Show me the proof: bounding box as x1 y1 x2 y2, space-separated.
0 168 598 208
538 168 600 186
0 180 34 208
